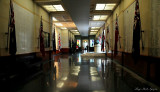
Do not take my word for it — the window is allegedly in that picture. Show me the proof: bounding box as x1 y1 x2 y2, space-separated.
77 39 81 47
90 39 94 47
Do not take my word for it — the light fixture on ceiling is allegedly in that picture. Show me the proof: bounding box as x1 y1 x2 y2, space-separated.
91 27 100 29
70 30 78 32
53 5 65 11
90 32 97 34
43 5 65 12
91 30 98 32
73 32 79 33
90 31 97 35
43 5 56 12
52 17 58 21
55 23 63 26
95 4 105 10
61 27 67 29
95 3 116 10
93 15 108 20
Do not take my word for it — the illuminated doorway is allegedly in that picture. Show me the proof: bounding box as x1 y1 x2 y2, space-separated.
82 40 88 50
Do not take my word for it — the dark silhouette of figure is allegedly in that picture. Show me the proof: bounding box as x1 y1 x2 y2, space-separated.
76 45 79 52
86 45 89 52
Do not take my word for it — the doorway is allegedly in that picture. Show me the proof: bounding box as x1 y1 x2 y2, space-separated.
82 40 88 50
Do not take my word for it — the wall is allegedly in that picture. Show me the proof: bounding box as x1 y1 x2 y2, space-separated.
54 27 69 53
95 25 106 51
75 35 95 50
149 0 160 57
68 31 75 47
103 0 160 85
0 0 51 56
55 27 61 50
61 30 69 48
105 0 151 56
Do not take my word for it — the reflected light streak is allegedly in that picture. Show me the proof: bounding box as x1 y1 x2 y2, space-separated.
91 76 101 81
61 77 67 81
57 82 64 88
54 62 59 79
97 59 102 72
90 67 98 76
72 66 80 76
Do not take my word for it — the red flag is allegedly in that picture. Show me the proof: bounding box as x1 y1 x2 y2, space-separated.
114 15 119 56
101 30 105 52
132 0 141 58
58 34 61 51
9 0 17 55
40 16 45 56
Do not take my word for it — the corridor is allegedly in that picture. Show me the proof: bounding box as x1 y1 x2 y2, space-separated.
9 52 159 92
0 0 160 92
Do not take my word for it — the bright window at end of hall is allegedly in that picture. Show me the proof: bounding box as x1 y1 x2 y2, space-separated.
77 39 81 47
90 39 94 47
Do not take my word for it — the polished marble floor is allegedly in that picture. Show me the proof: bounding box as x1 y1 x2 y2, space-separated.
7 52 160 92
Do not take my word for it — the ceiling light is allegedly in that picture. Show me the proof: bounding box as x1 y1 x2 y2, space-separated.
90 32 97 34
70 30 78 32
53 5 64 11
90 32 97 35
43 5 65 12
100 15 108 20
52 17 58 21
93 15 100 20
73 32 79 33
61 27 67 29
95 3 116 10
93 15 108 20
54 23 63 26
91 30 98 31
95 4 105 10
91 27 100 29
43 5 56 12
104 4 116 10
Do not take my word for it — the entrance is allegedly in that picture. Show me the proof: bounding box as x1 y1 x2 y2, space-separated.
82 40 88 50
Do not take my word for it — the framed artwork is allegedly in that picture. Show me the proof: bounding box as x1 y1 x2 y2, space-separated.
90 39 94 47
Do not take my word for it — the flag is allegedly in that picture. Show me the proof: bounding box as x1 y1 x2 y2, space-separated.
52 25 56 52
40 16 45 56
114 14 119 56
132 0 141 58
101 30 105 52
58 34 61 51
9 0 17 55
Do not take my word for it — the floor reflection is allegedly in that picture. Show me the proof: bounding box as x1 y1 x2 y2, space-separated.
12 52 160 92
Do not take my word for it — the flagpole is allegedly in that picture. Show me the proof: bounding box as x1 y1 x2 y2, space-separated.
119 35 121 48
